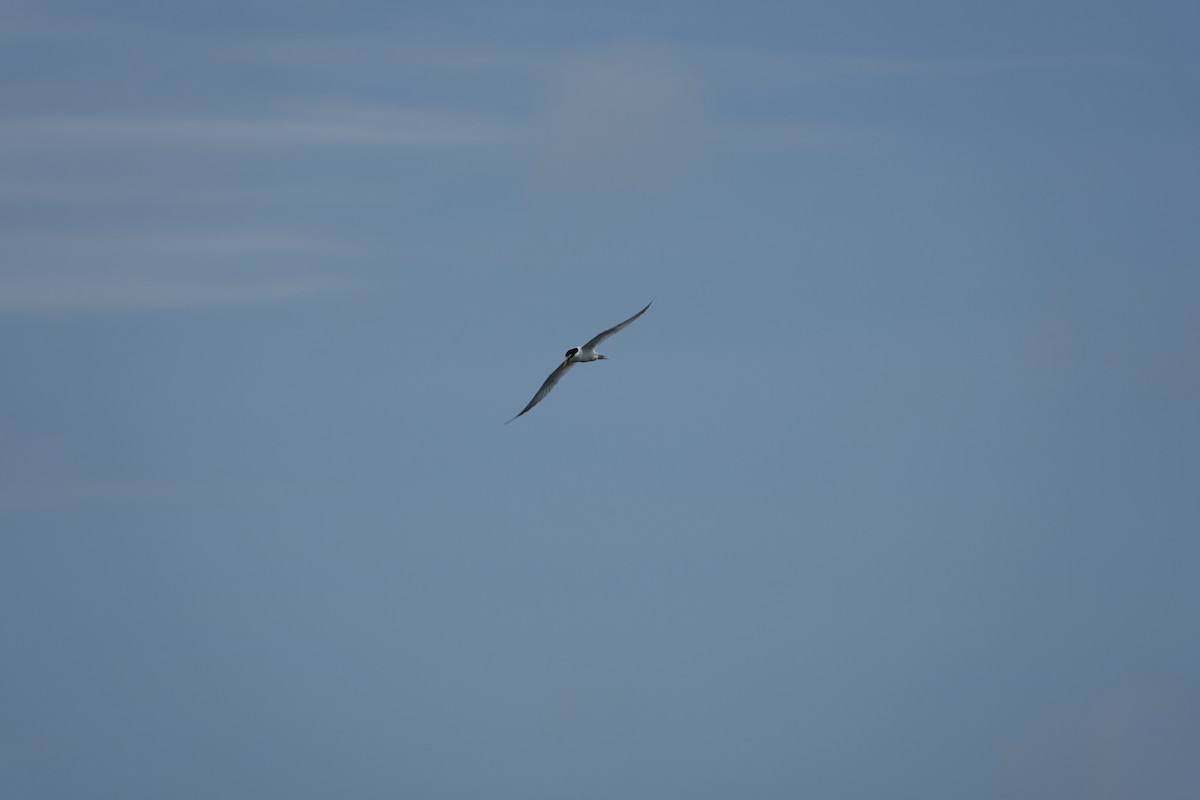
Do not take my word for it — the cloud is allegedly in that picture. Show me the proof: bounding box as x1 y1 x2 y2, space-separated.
0 268 354 314
227 36 555 75
0 232 363 314
226 37 1144 84
537 42 705 184
0 104 519 152
685 45 1151 89
6 40 1090 164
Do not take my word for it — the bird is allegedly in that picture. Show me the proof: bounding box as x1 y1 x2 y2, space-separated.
507 299 654 423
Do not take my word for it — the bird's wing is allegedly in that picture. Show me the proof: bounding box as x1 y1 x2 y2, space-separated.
582 299 654 350
506 359 576 423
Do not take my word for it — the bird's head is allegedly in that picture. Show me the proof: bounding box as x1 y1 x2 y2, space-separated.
564 347 579 360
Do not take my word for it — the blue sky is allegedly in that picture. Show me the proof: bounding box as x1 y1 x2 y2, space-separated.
2 1 1199 798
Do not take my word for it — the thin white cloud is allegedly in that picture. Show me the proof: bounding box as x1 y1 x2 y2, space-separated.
692 47 1148 85
0 231 365 314
0 267 357 314
1 39 1125 162
224 35 556 75
536 42 705 185
224 35 1148 82
527 41 900 189
0 104 520 152
0 177 381 207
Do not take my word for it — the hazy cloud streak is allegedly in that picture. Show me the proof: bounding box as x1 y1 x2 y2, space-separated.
0 232 365 314
0 106 521 152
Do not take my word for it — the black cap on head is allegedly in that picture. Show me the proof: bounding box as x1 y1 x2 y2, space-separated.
564 347 579 359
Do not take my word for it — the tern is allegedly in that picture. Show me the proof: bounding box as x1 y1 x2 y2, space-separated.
507 299 654 423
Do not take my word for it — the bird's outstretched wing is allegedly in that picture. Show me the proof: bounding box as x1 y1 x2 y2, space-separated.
582 299 654 350
507 359 576 423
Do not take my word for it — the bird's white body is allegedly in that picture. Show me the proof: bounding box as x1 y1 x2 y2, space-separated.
566 345 605 364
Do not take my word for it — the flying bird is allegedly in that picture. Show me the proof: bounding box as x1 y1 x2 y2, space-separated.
507 299 654 423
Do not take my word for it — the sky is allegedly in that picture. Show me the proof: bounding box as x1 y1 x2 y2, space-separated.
2 1 1199 797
